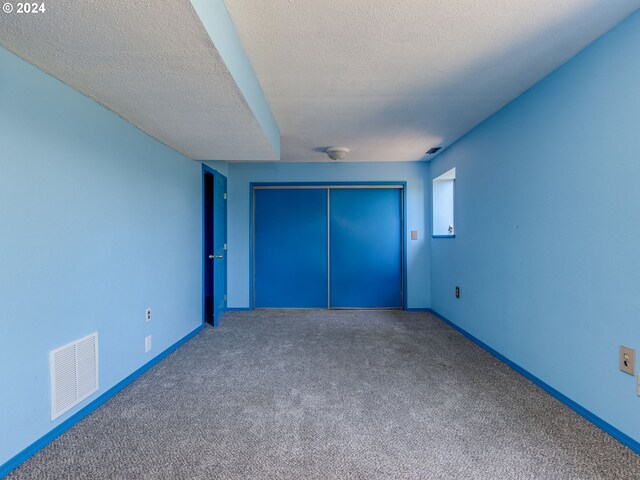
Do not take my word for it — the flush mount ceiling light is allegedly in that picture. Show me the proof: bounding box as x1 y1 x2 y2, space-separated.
325 146 350 161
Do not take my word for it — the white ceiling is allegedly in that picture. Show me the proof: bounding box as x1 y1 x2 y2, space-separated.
0 0 278 161
225 0 640 162
2 1 638 163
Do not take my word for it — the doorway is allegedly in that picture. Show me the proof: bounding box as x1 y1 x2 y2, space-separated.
203 166 227 326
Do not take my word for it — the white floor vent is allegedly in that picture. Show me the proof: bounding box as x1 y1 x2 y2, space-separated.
50 332 99 420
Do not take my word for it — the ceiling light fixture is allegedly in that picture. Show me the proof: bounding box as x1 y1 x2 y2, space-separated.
426 147 442 155
325 146 350 161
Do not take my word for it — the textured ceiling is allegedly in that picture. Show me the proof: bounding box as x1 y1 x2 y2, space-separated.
0 0 278 161
225 0 640 162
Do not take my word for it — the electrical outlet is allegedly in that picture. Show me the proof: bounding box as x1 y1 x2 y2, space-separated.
455 286 460 299
620 346 635 375
145 335 152 353
145 307 151 322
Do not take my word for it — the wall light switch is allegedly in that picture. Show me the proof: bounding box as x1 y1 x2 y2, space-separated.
145 335 152 353
411 230 418 241
620 346 635 376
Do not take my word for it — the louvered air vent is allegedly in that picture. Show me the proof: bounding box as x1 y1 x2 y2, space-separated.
50 332 99 420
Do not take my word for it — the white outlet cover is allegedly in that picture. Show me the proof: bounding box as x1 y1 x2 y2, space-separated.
145 335 152 353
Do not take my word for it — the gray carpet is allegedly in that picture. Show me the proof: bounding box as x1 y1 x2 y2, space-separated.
7 310 640 479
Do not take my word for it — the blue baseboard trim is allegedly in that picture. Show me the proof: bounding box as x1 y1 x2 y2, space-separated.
0 324 204 479
404 308 431 312
225 307 253 312
428 309 640 456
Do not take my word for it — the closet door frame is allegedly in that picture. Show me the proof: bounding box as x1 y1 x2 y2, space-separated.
250 182 407 310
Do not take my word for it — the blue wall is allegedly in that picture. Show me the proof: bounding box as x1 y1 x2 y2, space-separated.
429 11 640 443
204 161 229 178
226 162 431 309
0 48 202 466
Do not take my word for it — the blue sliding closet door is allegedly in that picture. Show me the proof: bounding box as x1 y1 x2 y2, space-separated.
254 188 328 308
330 188 403 308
